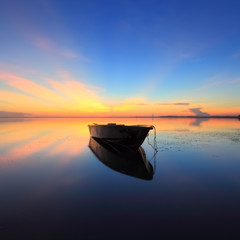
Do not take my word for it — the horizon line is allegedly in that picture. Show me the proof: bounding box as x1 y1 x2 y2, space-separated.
0 115 239 119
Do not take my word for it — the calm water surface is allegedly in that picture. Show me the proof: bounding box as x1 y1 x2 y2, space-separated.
0 118 240 239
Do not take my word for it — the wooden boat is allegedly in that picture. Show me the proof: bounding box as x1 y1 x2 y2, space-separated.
88 137 153 180
88 123 153 148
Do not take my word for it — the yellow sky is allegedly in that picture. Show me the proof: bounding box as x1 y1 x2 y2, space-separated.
0 72 240 117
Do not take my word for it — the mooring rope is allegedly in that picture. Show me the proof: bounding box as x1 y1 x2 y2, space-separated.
147 125 158 172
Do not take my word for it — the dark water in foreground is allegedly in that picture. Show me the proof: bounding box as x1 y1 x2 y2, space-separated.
0 118 240 239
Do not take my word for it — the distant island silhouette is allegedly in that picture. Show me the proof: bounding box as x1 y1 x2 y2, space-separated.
135 115 240 119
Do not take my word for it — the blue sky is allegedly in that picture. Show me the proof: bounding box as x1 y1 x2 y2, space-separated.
0 0 240 116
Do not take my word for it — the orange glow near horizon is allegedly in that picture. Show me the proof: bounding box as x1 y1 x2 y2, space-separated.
0 72 240 117
0 72 110 116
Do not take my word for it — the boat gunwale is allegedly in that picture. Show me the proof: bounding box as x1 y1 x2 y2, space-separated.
88 124 153 129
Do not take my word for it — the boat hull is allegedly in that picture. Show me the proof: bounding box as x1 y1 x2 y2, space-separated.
88 124 153 148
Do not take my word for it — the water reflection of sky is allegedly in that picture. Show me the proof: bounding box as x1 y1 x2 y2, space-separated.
0 118 240 239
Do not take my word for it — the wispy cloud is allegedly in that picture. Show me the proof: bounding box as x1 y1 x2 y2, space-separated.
155 102 190 106
121 98 191 107
0 99 12 105
0 73 64 102
134 103 149 105
111 97 192 115
232 51 240 58
0 72 109 116
199 77 240 90
112 98 148 111
33 37 89 61
0 111 31 117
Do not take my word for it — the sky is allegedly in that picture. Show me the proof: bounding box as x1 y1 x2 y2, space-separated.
0 0 240 117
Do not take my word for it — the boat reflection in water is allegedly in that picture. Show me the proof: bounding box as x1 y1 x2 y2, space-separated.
89 137 154 180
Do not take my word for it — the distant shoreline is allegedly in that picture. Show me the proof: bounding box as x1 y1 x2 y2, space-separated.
0 116 239 119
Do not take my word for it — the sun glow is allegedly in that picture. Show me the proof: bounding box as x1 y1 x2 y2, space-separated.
0 73 110 117
0 72 239 117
